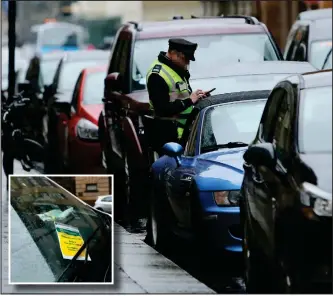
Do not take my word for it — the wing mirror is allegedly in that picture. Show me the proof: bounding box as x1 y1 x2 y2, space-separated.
162 142 184 167
104 72 123 94
243 143 276 168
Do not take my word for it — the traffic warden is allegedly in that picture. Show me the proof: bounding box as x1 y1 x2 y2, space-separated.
146 38 208 151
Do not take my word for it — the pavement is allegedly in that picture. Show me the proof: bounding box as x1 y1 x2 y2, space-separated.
1 159 215 294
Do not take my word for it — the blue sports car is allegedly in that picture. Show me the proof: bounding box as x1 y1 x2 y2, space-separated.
146 90 270 253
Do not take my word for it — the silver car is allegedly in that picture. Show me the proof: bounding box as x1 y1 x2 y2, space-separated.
94 195 112 214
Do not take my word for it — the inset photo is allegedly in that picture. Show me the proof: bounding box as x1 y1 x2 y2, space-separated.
8 175 113 284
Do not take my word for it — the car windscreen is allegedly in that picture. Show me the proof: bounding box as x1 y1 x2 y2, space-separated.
58 60 107 92
298 86 332 154
83 70 106 105
201 100 266 151
310 40 332 69
133 33 279 88
40 59 61 86
10 176 111 283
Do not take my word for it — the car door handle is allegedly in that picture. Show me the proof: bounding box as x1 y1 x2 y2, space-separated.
249 165 265 184
252 171 265 184
243 162 252 171
180 175 192 182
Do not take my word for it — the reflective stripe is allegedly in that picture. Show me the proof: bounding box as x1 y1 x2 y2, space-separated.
147 59 193 139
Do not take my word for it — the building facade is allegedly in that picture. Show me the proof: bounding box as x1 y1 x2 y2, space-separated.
202 0 331 51
50 176 112 206
71 1 203 22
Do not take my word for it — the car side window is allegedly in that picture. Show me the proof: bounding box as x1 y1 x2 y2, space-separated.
102 196 111 202
119 38 130 77
71 73 82 112
185 115 200 157
294 26 309 62
132 40 146 92
284 25 298 60
107 31 132 93
286 26 309 62
108 37 125 75
260 88 285 141
272 89 294 155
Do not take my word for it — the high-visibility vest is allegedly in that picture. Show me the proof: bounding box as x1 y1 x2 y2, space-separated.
146 60 193 139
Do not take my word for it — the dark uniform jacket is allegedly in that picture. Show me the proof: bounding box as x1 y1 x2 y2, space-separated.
147 51 194 117
145 52 194 150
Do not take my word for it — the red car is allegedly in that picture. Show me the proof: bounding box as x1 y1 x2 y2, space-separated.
56 65 107 173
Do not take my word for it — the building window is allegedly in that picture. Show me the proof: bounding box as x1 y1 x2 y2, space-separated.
85 183 98 192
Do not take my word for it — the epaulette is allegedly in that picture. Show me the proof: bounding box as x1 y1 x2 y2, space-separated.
151 64 162 74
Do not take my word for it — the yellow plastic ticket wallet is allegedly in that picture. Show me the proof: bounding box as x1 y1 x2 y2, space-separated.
55 222 91 261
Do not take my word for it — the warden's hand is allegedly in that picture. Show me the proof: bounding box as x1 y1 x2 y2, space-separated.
190 89 206 104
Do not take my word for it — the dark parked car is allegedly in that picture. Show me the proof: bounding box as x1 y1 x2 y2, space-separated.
240 70 332 293
284 8 332 69
10 176 112 283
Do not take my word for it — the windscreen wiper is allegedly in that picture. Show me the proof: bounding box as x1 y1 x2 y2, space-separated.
56 224 101 282
201 142 248 153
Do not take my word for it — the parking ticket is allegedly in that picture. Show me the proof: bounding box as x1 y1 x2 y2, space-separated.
54 222 91 261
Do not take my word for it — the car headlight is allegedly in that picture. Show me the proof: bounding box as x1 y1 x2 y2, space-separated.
300 182 332 217
214 190 240 206
76 118 98 141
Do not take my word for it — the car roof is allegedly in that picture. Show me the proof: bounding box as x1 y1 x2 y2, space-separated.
62 50 109 63
302 69 332 89
298 8 332 21
197 90 270 112
201 61 316 79
134 18 265 39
